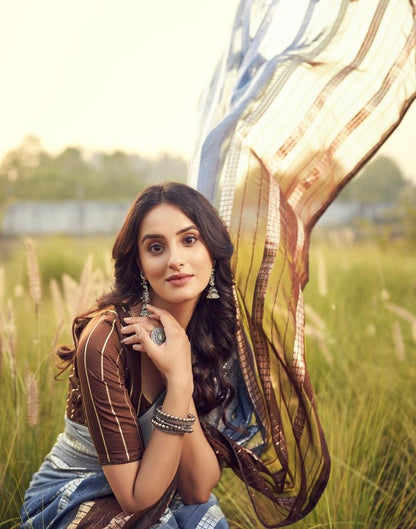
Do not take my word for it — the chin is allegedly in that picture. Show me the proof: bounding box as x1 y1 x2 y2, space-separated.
160 291 203 306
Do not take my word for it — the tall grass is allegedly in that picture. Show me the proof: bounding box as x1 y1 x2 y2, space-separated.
0 234 415 528
218 233 416 529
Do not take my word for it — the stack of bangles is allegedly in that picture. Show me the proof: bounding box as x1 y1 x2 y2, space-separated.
151 406 196 435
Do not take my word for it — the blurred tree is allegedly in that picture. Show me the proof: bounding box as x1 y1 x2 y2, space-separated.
0 139 187 204
0 135 43 199
338 155 408 204
398 184 416 245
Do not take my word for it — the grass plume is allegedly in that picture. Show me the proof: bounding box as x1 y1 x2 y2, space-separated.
24 366 39 427
25 238 42 311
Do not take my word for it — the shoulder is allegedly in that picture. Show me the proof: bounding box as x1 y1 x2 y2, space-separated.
76 306 125 367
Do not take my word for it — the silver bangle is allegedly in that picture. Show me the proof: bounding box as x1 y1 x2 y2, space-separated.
155 406 195 425
151 416 193 434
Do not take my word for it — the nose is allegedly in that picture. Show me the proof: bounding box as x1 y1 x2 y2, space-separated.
167 244 184 270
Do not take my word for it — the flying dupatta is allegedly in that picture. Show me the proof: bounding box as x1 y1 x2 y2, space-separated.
190 0 416 526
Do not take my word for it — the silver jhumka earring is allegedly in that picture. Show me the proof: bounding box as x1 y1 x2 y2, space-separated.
206 264 220 299
140 272 152 316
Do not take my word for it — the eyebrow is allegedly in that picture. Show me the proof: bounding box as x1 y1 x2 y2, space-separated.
140 225 198 244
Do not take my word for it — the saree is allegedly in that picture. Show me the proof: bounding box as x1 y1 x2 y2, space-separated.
20 397 229 529
189 0 416 526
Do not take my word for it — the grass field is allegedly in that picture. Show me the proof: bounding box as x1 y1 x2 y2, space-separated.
0 233 415 529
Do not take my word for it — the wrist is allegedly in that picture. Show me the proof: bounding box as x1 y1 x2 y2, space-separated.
166 374 194 397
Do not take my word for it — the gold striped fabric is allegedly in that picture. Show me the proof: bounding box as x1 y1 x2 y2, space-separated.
190 0 416 525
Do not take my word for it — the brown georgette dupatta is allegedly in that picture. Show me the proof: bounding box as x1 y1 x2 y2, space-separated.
189 0 416 526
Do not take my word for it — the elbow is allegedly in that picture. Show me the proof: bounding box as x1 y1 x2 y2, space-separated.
117 489 163 515
180 486 214 505
119 499 145 516
179 469 221 505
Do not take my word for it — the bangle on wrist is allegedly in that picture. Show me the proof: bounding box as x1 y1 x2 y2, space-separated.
151 406 196 435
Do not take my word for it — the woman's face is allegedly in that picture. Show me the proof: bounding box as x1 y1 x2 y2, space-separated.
138 203 213 309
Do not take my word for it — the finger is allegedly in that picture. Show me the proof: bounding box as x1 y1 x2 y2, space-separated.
120 324 136 334
137 325 162 354
123 316 159 325
121 323 156 335
121 334 142 345
120 323 144 344
145 305 180 334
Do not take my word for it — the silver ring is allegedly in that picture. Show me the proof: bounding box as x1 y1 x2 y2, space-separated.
150 327 166 345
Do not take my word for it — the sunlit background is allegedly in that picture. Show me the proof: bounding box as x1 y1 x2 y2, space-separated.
1 0 414 179
1 3 415 528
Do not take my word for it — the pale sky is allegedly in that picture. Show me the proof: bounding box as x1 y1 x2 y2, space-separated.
1 0 415 180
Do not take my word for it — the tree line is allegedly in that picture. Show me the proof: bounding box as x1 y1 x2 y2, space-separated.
0 136 187 204
1 135 414 209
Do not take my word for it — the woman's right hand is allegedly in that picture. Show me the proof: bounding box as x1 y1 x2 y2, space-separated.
123 305 193 390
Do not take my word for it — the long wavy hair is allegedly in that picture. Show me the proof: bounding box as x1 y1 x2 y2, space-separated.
57 182 238 417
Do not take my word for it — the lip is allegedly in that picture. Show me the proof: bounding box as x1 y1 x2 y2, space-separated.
166 273 193 286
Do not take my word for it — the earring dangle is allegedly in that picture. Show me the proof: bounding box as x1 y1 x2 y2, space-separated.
140 272 152 316
206 265 220 299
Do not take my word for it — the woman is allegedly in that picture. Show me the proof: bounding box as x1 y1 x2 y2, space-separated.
21 182 238 528
21 0 415 526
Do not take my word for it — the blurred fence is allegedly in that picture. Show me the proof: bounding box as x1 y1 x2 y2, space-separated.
2 201 130 236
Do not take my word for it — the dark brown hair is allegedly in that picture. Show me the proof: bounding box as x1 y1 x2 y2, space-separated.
58 182 238 417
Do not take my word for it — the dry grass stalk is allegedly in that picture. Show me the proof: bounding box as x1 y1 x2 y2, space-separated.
0 266 4 301
305 303 326 330
317 339 333 365
76 255 95 314
384 302 416 324
0 302 5 378
0 331 3 378
103 250 113 279
62 257 109 321
25 238 42 310
62 273 81 319
25 366 39 427
305 323 326 341
305 322 333 364
50 319 65 355
317 249 328 297
5 298 17 380
393 320 405 361
50 278 66 327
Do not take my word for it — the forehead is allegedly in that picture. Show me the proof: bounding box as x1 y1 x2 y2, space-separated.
139 203 194 236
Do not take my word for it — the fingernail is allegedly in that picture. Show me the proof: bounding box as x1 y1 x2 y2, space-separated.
132 345 140 350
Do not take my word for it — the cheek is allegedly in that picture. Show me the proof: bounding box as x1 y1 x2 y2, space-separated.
140 255 165 280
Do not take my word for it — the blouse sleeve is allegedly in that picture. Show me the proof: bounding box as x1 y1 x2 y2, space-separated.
75 311 143 466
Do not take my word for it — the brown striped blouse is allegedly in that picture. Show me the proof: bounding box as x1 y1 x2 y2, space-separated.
65 307 149 465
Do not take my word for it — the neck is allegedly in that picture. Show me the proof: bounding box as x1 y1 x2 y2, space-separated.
149 296 200 329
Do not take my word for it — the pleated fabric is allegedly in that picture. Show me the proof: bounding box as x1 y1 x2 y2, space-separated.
189 0 416 526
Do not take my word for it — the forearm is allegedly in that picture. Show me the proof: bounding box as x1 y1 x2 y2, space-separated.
176 399 222 504
104 379 193 514
136 382 193 500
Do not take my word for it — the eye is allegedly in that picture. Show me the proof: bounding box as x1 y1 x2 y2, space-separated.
183 234 197 246
148 242 164 254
